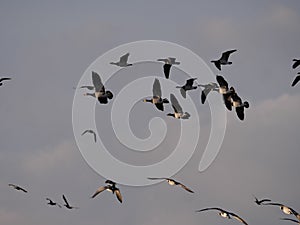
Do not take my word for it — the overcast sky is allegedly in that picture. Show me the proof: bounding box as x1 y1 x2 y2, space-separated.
0 1 300 225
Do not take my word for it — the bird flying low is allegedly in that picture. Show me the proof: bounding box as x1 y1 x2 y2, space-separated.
110 53 133 67
147 177 194 193
8 184 28 193
211 49 237 71
91 180 123 203
167 94 190 119
83 71 113 104
196 207 248 225
143 78 169 111
157 57 180 79
176 78 198 98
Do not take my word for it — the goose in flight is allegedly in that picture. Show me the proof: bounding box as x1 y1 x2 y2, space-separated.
292 59 300 69
0 77 11 86
264 202 300 220
147 177 194 193
110 53 132 67
230 88 249 121
211 49 237 71
167 94 190 119
252 195 271 205
46 198 62 208
84 71 113 104
81 129 97 142
91 180 122 203
281 218 300 224
157 57 180 79
292 73 300 87
196 207 248 225
198 82 219 104
62 195 79 209
143 78 169 111
216 75 234 110
8 184 27 193
176 78 198 98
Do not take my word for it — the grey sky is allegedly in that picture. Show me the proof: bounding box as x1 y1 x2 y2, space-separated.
0 1 300 225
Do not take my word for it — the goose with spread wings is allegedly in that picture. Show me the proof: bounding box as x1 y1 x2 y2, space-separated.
230 88 249 121
167 94 190 119
110 53 132 67
264 202 300 220
157 57 180 79
211 49 237 71
216 75 234 110
196 207 248 225
176 78 198 98
84 71 113 104
147 177 194 193
143 78 169 111
91 180 122 203
198 82 219 104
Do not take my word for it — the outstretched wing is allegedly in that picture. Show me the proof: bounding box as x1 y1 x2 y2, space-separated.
180 88 187 98
120 53 129 63
81 130 89 136
186 78 196 86
163 64 171 79
221 49 237 61
216 75 228 88
0 77 11 82
155 103 164 111
115 189 123 203
292 75 300 87
196 207 224 213
170 94 183 113
179 183 194 193
91 186 107 198
92 132 97 142
153 78 162 97
147 177 167 181
281 218 299 224
92 71 105 92
62 195 69 206
230 213 248 225
292 60 300 69
236 106 245 120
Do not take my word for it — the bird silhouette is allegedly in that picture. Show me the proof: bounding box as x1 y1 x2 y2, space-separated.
211 49 237 70
110 53 132 67
81 129 97 142
62 195 79 209
8 184 27 193
91 180 122 203
167 94 190 119
147 177 194 193
157 57 180 79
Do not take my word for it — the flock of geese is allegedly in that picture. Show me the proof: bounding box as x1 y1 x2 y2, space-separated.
3 49 299 225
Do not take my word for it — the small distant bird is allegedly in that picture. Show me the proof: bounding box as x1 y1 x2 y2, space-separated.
292 73 300 87
157 57 180 79
176 78 198 98
281 218 300 224
62 195 79 209
147 177 194 193
264 202 300 219
84 71 113 104
46 198 62 208
0 77 11 86
230 88 249 121
252 195 271 205
143 78 169 111
167 94 190 119
81 129 97 142
8 184 27 193
196 207 248 225
91 180 122 203
211 49 237 71
216 75 234 110
110 53 132 67
198 82 219 104
292 59 300 69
